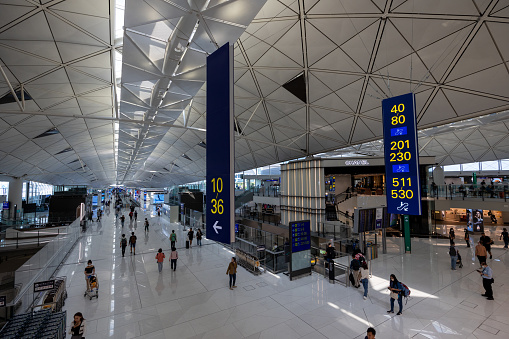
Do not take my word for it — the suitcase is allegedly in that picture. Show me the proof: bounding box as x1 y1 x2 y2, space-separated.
186 240 190 249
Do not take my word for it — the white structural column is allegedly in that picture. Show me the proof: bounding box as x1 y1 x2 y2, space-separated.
7 177 23 220
280 159 325 232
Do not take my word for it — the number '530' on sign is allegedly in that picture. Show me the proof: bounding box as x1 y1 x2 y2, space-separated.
382 92 422 216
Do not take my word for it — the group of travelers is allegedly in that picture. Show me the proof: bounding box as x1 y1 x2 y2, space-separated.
448 227 500 301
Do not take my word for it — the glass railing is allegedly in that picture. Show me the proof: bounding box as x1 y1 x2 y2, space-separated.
249 186 280 197
427 184 508 201
8 218 81 315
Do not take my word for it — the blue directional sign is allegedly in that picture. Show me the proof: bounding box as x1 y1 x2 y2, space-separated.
290 220 311 252
206 43 235 244
382 93 421 215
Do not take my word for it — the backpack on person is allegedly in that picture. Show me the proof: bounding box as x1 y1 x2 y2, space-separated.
121 238 127 247
130 235 136 244
449 246 456 256
170 233 176 242
400 282 411 304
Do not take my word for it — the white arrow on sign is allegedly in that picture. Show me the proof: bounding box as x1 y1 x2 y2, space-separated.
213 221 222 234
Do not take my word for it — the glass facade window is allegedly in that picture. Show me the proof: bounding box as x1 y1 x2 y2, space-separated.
502 160 509 170
444 164 460 171
461 162 480 171
481 160 499 171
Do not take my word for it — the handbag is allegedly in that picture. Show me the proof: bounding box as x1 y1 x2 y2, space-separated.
390 291 399 299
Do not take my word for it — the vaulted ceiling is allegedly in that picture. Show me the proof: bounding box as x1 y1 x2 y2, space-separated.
1 0 509 187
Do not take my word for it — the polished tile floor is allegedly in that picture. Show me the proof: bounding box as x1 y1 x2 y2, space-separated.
59 205 509 338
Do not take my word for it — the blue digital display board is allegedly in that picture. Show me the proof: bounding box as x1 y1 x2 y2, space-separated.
206 43 235 244
290 220 311 253
382 93 421 215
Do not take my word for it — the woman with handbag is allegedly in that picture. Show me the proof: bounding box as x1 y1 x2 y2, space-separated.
387 274 403 315
69 312 86 338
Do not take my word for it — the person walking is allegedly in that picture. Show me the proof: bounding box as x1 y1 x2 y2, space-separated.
144 218 149 232
134 210 138 222
500 228 509 249
84 260 95 291
475 241 487 268
478 262 494 300
170 247 178 271
365 327 376 339
69 312 86 339
120 234 127 257
188 228 194 248
129 232 137 255
350 256 361 288
449 228 455 245
464 229 470 247
120 214 125 228
226 257 237 290
480 232 493 259
129 211 133 222
360 261 369 299
449 241 458 270
387 274 403 315
155 248 165 273
169 230 177 248
196 229 203 246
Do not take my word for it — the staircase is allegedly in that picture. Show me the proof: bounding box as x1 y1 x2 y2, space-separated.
235 190 254 210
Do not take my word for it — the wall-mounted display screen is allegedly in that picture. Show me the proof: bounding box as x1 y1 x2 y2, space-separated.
467 209 484 232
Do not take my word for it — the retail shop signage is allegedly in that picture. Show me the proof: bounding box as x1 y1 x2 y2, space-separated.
382 92 421 215
290 220 311 252
34 280 55 293
206 43 235 244
345 160 370 166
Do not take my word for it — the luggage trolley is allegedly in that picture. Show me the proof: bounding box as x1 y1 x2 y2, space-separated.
84 274 99 300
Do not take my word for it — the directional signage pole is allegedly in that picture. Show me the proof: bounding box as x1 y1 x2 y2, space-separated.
206 43 235 245
382 93 421 253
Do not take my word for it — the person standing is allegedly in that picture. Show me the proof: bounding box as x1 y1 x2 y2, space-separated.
350 256 361 288
170 230 177 248
478 262 494 300
464 229 470 248
134 210 138 222
500 228 509 249
475 241 487 268
170 247 178 271
449 241 458 270
144 218 149 232
325 243 335 263
69 312 86 339
365 327 376 339
120 214 125 228
155 248 165 273
120 234 127 257
188 228 194 248
129 211 133 222
129 232 137 255
226 257 237 290
387 274 403 315
360 261 369 299
480 232 493 259
196 229 203 246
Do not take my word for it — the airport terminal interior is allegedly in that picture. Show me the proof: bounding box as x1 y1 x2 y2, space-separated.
1 0 509 338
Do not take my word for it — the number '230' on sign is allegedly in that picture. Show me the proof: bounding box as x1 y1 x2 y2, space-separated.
382 93 422 216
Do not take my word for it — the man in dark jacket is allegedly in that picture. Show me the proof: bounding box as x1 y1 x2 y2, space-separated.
350 257 361 288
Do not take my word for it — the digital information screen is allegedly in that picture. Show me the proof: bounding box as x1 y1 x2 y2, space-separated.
382 93 422 215
206 43 235 245
34 280 55 293
290 220 311 253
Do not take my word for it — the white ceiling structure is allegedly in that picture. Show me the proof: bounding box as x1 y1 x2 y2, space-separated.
1 0 509 187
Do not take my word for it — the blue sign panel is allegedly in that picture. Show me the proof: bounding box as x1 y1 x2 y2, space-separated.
290 220 311 253
382 93 421 215
2 201 9 209
206 43 235 244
